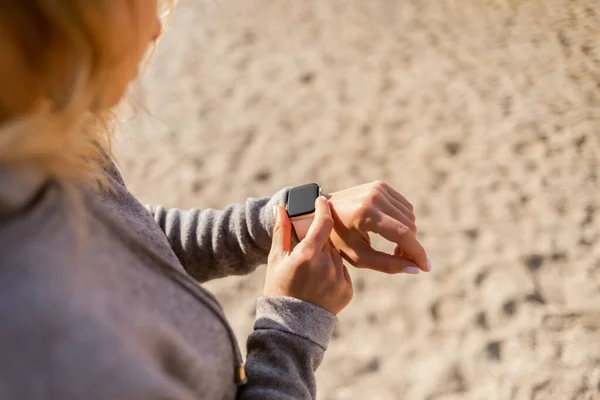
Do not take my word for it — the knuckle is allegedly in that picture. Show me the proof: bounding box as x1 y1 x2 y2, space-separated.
373 180 387 191
397 224 411 237
409 212 416 223
368 187 382 203
355 202 376 230
384 260 404 274
377 262 394 274
297 245 317 262
407 221 417 234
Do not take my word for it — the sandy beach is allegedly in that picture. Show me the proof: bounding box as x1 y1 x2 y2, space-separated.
116 1 600 398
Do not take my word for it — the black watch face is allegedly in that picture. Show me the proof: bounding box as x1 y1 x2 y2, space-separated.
286 183 321 218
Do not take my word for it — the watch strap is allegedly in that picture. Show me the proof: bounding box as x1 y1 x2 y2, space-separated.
291 213 314 241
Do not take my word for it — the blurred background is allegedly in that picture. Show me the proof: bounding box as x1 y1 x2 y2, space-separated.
116 1 600 399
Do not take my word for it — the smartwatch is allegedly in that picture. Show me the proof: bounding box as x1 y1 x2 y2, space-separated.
286 183 322 240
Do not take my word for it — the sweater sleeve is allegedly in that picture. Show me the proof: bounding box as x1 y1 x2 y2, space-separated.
239 296 337 400
145 189 289 283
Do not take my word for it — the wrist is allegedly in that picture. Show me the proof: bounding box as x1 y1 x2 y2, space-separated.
286 183 324 241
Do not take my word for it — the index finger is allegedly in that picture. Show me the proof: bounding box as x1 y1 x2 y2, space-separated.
303 196 334 249
366 211 429 271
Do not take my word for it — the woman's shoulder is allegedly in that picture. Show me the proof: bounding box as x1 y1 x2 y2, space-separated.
0 185 87 282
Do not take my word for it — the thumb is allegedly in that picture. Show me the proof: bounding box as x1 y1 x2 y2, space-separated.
270 205 292 256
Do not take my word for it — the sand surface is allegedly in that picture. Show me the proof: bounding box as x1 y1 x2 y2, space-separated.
116 1 600 398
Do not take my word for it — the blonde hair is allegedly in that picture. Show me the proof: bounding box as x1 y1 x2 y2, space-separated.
0 0 174 188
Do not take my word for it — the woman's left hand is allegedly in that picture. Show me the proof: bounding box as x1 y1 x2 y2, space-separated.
326 181 430 274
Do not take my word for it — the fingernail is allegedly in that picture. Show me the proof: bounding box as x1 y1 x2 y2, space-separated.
404 266 420 274
426 258 432 272
320 195 329 202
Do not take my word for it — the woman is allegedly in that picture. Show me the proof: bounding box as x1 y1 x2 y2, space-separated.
0 1 430 399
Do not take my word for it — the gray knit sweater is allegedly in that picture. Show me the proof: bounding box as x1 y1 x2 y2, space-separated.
0 162 336 400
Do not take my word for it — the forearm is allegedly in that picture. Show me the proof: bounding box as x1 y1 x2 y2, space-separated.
239 296 336 400
146 188 289 283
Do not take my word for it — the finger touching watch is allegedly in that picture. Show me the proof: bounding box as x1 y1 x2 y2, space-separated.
286 183 322 241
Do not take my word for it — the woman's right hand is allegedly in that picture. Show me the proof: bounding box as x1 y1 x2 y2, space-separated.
265 197 353 315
